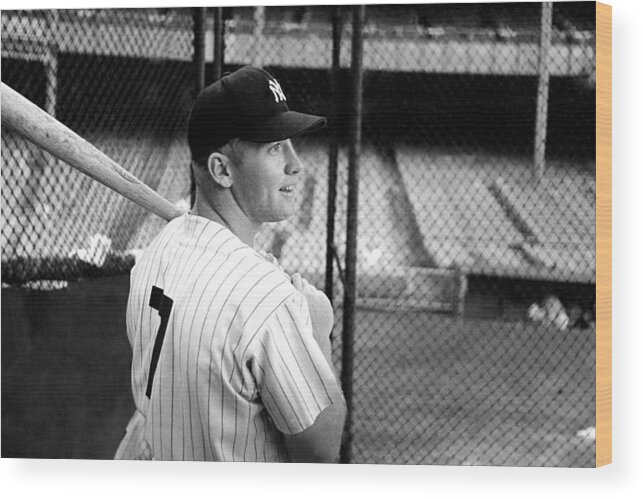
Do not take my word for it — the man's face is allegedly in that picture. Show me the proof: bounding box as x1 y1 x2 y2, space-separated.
228 138 304 224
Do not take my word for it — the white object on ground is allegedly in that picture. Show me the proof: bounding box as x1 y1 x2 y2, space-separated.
69 233 112 266
23 280 68 291
528 303 546 322
576 426 596 441
554 312 570 331
365 248 383 267
543 295 569 331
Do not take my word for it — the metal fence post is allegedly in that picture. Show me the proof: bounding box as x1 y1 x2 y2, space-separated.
325 6 343 304
252 7 265 67
213 7 224 82
340 4 365 465
45 10 59 117
534 2 553 181
192 8 206 95
190 7 206 208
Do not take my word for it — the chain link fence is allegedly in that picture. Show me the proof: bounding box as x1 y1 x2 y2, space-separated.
329 2 596 466
1 3 596 466
1 8 195 287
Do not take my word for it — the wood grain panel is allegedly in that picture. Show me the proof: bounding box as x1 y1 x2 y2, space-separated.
595 1 612 468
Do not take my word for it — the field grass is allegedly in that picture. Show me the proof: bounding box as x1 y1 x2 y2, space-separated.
335 308 595 466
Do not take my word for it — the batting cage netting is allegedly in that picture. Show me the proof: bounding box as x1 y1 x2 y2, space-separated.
2 3 596 465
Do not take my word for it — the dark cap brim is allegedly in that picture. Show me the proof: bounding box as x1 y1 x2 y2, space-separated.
240 111 327 143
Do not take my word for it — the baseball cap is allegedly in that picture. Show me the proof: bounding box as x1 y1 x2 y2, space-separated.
187 66 326 160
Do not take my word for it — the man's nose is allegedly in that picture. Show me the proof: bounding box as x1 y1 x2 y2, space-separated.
284 142 303 175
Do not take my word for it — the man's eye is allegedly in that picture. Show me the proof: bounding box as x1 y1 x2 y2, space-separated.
269 143 281 154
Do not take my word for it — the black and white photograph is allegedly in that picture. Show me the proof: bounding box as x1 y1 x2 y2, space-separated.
2 1 602 467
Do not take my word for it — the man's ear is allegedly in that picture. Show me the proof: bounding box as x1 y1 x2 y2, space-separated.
206 152 233 188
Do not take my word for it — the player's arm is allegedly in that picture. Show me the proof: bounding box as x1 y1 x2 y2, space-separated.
256 253 334 364
281 280 344 463
283 383 346 463
281 277 345 462
290 272 333 365
250 289 345 463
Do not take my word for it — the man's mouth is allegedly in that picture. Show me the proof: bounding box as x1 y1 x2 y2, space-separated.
280 186 295 194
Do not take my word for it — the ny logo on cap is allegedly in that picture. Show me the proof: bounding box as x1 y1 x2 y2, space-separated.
268 79 286 103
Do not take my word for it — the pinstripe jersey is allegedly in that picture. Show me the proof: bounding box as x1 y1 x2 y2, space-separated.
125 214 338 461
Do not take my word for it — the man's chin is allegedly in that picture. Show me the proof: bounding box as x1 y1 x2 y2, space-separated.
260 211 295 224
266 215 293 223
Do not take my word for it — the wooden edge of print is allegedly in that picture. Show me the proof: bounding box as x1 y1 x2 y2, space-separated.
595 1 612 468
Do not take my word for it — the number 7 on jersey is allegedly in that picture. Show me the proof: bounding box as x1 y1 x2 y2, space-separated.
145 286 173 399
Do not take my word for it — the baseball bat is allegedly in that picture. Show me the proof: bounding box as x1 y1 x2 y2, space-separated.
1 82 183 221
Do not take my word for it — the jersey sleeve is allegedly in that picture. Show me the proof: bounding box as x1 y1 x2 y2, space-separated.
248 291 338 435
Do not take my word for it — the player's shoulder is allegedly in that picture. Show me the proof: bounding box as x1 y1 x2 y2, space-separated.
146 215 187 249
130 215 186 268
228 250 296 309
234 254 311 337
241 250 295 292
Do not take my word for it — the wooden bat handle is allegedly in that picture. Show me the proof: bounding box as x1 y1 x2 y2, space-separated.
1 82 183 222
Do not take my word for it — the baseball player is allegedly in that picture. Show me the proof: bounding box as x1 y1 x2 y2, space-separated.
115 66 345 462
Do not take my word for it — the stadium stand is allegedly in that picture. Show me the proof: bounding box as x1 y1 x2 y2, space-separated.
490 165 595 282
396 146 595 283
1 8 595 75
1 130 184 264
396 146 525 272
2 5 595 291
277 139 431 271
